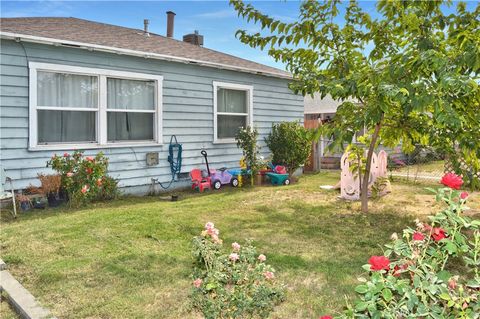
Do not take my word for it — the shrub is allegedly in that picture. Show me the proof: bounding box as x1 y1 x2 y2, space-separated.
334 173 480 319
37 174 61 195
265 121 314 175
235 126 261 186
47 151 118 206
190 222 285 319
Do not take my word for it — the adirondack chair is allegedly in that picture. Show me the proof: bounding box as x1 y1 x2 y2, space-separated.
1 166 17 218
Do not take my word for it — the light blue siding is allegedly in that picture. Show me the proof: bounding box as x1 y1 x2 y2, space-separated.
0 39 303 192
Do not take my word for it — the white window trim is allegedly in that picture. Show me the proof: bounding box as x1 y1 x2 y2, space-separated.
28 62 163 151
213 81 253 144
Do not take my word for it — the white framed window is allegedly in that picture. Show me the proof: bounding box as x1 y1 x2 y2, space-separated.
213 81 253 143
28 62 163 150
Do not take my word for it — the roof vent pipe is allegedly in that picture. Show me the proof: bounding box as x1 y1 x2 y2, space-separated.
143 19 150 36
166 11 175 38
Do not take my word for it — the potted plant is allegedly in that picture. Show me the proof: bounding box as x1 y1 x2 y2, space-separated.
235 126 261 187
37 174 62 207
16 194 32 211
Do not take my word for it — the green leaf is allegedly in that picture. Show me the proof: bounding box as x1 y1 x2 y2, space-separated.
355 285 369 294
355 301 368 311
437 270 451 282
439 293 451 301
382 288 393 302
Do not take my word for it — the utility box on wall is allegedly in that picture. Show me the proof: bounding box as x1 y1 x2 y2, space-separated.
146 152 159 166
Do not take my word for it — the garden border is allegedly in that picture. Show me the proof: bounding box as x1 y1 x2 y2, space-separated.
0 259 56 319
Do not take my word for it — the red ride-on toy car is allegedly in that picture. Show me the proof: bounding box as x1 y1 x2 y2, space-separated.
190 168 211 192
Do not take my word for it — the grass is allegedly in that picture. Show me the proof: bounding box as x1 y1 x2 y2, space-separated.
1 172 478 318
0 293 19 319
390 160 445 180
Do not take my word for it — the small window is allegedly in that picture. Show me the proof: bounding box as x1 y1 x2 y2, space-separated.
213 82 253 143
37 71 98 144
107 78 156 142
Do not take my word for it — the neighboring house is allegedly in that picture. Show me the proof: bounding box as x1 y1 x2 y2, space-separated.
303 93 405 170
304 93 341 122
0 15 303 193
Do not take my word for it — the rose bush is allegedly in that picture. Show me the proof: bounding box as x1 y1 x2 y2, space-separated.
335 173 480 318
48 150 118 206
190 222 285 319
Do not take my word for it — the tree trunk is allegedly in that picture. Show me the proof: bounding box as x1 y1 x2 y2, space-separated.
361 118 383 213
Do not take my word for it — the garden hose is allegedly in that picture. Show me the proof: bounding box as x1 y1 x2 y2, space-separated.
153 135 183 189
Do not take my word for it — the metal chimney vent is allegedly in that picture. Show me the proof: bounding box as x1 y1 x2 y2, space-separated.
143 19 150 36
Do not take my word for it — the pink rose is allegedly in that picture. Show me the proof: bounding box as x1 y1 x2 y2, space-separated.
263 271 275 280
81 185 89 194
319 316 333 319
66 172 73 177
86 156 94 162
229 253 239 262
207 227 219 237
232 242 241 251
205 222 214 230
63 152 69 157
460 192 469 200
258 254 266 262
193 278 202 288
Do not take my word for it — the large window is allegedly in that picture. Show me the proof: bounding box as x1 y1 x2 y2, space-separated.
29 62 163 150
213 82 253 143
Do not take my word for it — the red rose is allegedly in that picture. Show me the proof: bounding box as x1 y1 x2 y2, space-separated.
63 152 69 157
440 173 463 190
460 192 469 200
392 264 408 277
431 227 447 242
412 232 425 241
368 255 390 271
86 167 93 175
319 316 333 319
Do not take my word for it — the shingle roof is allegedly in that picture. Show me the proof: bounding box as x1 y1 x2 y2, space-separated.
0 17 291 78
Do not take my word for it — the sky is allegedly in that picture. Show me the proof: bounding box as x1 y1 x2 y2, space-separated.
0 1 476 71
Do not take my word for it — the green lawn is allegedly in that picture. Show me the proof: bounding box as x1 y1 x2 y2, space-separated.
1 172 478 319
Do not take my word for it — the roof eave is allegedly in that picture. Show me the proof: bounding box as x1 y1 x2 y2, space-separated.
0 31 292 80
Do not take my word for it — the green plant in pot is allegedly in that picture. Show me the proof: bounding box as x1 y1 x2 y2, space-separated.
235 126 261 186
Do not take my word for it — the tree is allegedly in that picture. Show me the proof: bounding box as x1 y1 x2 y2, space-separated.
230 0 480 212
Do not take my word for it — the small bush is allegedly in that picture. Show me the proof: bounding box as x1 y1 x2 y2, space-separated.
47 151 118 206
190 222 285 319
235 126 261 186
265 121 314 175
333 174 480 319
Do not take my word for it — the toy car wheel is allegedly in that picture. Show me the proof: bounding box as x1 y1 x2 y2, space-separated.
231 177 239 187
283 179 290 185
213 180 222 190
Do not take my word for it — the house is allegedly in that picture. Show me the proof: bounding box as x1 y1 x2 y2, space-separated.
0 15 304 194
304 93 345 170
304 93 341 122
303 93 406 171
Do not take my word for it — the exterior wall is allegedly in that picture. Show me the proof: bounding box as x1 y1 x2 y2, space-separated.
0 39 304 193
